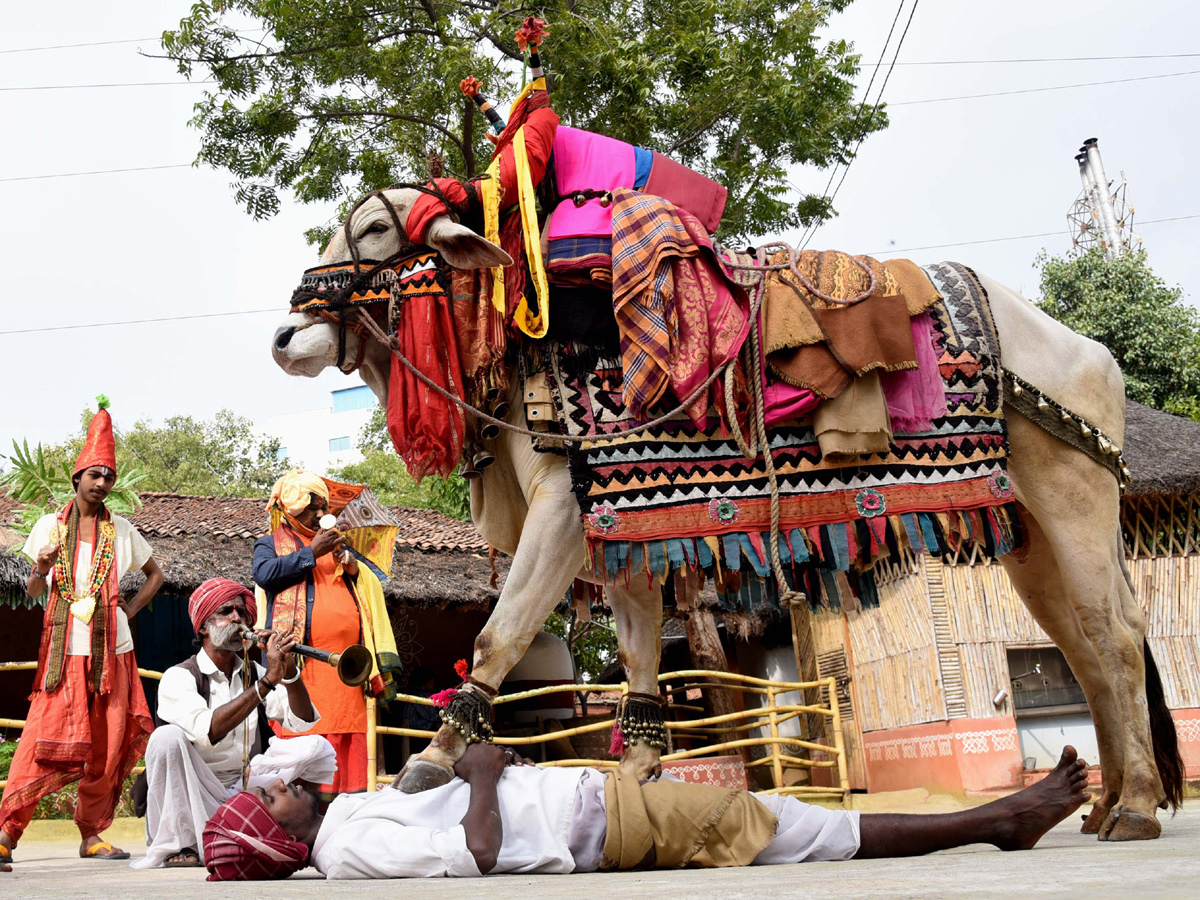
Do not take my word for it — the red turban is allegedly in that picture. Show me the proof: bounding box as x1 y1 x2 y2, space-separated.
203 791 310 881
189 578 257 636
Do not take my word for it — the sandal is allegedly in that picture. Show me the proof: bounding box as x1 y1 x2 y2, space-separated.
164 848 201 868
0 844 14 864
81 841 131 860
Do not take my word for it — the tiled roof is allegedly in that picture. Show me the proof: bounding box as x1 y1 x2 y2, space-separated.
0 491 488 554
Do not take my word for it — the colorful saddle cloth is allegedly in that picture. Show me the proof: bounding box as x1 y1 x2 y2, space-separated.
542 261 1020 613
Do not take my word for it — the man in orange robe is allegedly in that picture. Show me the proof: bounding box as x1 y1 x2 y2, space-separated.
252 472 379 795
0 399 164 862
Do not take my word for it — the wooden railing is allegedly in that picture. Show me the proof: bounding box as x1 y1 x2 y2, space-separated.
0 663 849 804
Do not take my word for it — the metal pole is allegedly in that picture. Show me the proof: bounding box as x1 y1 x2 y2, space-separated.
1082 138 1124 259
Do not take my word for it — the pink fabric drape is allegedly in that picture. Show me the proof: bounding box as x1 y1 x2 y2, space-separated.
881 312 946 432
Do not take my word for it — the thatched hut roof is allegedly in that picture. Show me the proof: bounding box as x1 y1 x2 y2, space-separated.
0 492 506 611
1122 401 1200 498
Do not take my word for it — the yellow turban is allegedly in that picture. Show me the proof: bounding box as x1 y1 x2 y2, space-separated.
267 470 330 516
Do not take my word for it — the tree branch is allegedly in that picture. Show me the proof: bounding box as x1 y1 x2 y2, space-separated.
299 109 465 154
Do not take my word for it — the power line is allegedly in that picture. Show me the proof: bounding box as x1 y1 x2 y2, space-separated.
0 164 193 183
0 309 280 337
890 69 1200 106
0 29 266 55
801 0 920 250
794 0 908 251
865 214 1200 256
889 52 1200 66
0 80 210 92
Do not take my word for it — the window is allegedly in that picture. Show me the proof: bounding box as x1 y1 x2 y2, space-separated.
332 385 376 414
275 447 288 462
329 436 351 452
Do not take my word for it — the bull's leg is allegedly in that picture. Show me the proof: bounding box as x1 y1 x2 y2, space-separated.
605 579 666 779
1005 412 1163 840
998 503 1125 833
397 462 585 793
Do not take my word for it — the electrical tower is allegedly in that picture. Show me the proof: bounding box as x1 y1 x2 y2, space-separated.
1067 138 1141 260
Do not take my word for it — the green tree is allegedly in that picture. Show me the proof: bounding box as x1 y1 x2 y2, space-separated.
543 609 619 685
1036 248 1200 421
330 406 471 519
6 408 289 503
161 0 880 243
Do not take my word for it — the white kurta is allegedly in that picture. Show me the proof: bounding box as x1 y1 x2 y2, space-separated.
310 768 862 880
311 766 589 879
23 512 153 655
155 647 320 786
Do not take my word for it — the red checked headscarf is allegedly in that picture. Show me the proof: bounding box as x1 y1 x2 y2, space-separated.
189 578 257 637
203 792 310 881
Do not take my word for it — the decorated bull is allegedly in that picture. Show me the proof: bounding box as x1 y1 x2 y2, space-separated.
271 23 1180 841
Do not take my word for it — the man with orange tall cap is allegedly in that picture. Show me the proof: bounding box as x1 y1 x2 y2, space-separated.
0 397 165 862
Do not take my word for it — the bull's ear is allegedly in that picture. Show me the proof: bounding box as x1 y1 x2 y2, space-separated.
425 216 513 269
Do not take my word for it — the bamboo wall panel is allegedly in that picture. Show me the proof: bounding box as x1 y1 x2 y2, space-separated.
838 563 946 732
804 552 1200 734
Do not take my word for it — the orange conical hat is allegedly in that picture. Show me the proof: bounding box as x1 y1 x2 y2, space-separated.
74 395 117 476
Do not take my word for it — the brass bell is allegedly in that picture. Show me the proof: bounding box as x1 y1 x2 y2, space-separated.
473 448 496 471
1036 396 1050 412
1060 409 1073 423
480 421 501 440
1080 420 1092 437
460 456 481 480
1111 445 1122 457
1098 436 1112 454
1012 382 1023 397
492 400 511 420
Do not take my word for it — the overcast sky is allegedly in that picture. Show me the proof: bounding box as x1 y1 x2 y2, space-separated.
1 0 1196 459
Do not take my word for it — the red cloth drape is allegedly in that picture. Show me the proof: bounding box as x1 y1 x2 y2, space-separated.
387 290 467 480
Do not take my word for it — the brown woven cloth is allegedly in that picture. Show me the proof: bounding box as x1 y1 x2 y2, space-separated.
600 771 778 870
762 253 941 399
770 294 918 398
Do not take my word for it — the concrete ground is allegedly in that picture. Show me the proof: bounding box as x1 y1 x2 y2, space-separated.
4 800 1198 900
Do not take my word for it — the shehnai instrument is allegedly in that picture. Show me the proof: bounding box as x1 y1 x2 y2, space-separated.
237 625 372 687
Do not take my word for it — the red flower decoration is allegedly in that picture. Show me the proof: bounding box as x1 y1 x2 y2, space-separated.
454 658 470 680
514 17 549 51
430 687 458 709
459 76 481 98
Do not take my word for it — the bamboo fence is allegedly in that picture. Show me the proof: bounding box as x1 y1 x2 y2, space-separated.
0 663 850 805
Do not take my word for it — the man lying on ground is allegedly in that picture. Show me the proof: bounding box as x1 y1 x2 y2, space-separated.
200 742 1091 880
133 578 331 870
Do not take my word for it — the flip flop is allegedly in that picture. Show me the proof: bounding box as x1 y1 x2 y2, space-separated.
0 844 14 864
164 848 201 868
81 841 131 860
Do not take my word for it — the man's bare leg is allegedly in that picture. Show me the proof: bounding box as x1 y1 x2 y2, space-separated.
855 747 1090 859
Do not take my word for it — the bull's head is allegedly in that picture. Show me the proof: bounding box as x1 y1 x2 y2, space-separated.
271 187 511 406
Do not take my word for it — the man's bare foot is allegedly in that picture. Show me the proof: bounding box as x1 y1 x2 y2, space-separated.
991 746 1090 851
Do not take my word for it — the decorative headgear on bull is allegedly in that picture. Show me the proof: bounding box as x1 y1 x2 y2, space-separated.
407 17 557 340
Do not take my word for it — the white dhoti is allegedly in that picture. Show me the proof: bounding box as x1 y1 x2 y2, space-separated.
132 725 336 869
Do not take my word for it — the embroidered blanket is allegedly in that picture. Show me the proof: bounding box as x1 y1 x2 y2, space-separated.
545 261 1019 612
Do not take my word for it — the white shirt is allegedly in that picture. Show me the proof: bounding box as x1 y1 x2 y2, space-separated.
155 647 321 788
311 765 590 879
23 512 154 656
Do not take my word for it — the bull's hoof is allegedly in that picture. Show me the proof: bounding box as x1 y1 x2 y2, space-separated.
1099 810 1161 842
397 759 455 794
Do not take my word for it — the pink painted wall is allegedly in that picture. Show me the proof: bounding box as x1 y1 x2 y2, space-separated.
861 716 1023 794
1173 708 1200 778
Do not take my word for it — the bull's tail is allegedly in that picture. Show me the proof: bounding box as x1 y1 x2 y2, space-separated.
1144 638 1184 811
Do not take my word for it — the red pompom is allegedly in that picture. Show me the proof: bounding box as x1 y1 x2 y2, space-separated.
430 688 459 709
514 17 549 51
459 76 481 98
454 658 470 680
